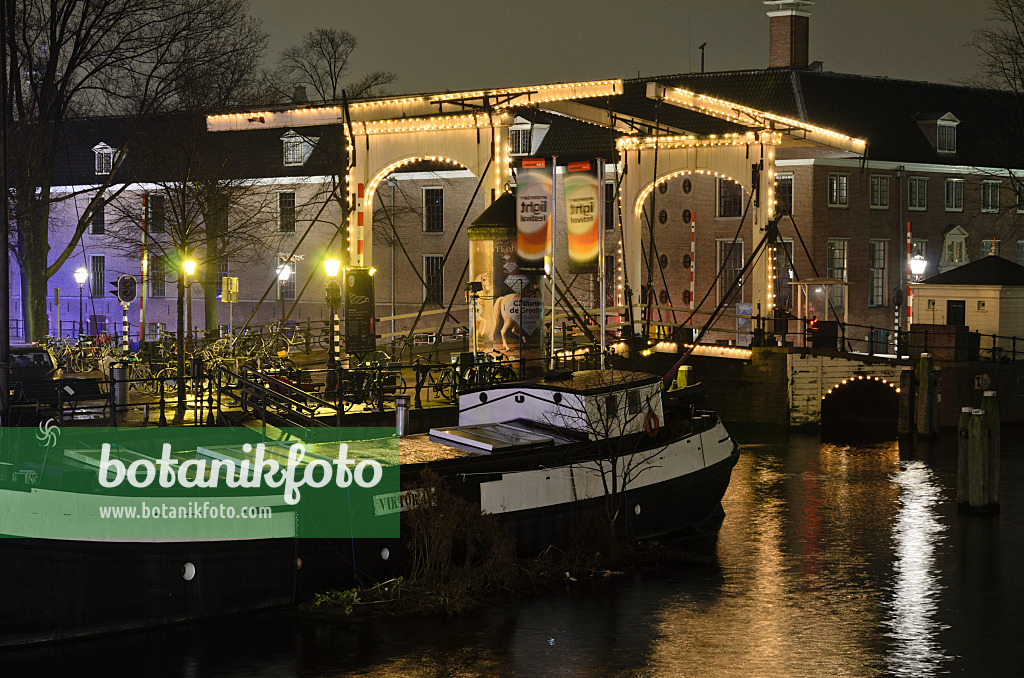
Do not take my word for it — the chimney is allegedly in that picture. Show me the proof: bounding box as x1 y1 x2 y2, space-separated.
764 1 813 69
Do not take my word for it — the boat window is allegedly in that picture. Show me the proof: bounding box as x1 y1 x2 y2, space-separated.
605 394 617 419
627 390 640 416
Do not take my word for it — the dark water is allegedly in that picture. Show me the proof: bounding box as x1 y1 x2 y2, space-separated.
4 433 1023 677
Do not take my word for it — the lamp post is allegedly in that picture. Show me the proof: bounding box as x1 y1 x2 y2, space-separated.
277 263 291 322
74 266 88 336
324 259 341 393
183 259 196 351
910 254 927 283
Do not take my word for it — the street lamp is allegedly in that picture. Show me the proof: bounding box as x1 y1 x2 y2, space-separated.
183 259 196 350
74 266 89 336
910 255 928 282
324 258 342 394
277 263 292 323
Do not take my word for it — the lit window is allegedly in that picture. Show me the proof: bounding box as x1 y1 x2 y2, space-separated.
982 181 1000 213
870 175 889 209
942 227 968 269
981 239 1000 257
278 192 296 232
423 187 443 232
717 178 743 217
828 174 848 207
277 256 295 300
908 177 927 210
868 240 887 307
945 178 963 211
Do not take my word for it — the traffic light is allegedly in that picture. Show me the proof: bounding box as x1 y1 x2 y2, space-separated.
116 275 137 304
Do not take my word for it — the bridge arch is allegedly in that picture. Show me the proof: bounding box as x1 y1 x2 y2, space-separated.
820 374 901 441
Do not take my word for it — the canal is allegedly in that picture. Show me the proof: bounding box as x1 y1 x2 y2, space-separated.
4 432 1022 677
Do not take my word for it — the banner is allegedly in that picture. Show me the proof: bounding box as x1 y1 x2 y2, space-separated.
516 158 552 271
564 160 601 274
344 267 376 354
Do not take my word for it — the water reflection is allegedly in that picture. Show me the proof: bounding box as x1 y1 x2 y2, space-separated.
885 460 949 677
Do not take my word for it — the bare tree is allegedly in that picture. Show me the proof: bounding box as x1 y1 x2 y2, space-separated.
274 28 396 103
3 0 269 341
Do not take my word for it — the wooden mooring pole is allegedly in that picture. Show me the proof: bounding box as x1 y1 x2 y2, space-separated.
961 390 1000 514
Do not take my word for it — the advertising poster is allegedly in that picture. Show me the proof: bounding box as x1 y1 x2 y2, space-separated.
564 160 601 274
516 158 552 272
344 267 376 354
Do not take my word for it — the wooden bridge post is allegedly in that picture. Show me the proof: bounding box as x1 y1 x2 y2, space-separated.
956 406 971 505
982 390 1000 508
916 353 938 438
898 368 914 436
966 408 999 513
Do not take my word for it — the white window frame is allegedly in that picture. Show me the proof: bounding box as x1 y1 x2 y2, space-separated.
937 122 957 153
826 239 848 313
1017 240 1024 266
146 193 166 233
869 175 889 209
149 255 166 298
93 143 113 175
276 256 296 301
509 126 533 156
982 180 1000 213
89 255 105 298
941 226 968 270
908 177 928 211
775 173 794 216
827 173 848 208
280 130 318 167
90 195 105 235
868 239 888 308
944 178 964 212
716 239 744 305
981 239 1000 257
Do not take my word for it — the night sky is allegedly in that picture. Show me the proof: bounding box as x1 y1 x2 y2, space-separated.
249 0 989 95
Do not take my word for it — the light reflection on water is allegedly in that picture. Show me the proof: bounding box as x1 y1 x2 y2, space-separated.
885 461 949 677
5 434 1023 677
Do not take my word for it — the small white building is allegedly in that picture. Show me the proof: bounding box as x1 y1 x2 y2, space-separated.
911 256 1024 351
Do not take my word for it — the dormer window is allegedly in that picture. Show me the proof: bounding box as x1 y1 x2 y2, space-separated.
281 130 318 166
93 143 113 175
509 126 532 156
916 112 959 155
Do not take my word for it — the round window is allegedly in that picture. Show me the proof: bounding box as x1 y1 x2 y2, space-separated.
658 209 668 224
659 254 668 269
659 289 669 304
658 183 668 194
682 209 692 224
682 178 692 193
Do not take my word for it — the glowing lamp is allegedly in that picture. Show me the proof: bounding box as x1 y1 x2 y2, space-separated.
74 267 89 286
324 259 341 278
183 259 197 276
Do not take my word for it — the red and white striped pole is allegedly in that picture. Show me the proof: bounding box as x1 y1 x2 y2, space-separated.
689 211 696 321
906 220 913 326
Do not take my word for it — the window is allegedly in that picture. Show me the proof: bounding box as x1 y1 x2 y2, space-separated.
149 256 166 298
278 192 296 232
945 178 964 211
717 239 743 305
215 260 229 298
89 255 105 298
90 196 105 235
827 239 848 313
870 175 889 209
509 127 532 155
981 239 1000 257
604 182 616 230
982 181 1000 213
827 174 848 207
911 239 927 258
281 130 317 166
147 193 165 233
423 187 444 232
868 240 887 307
908 177 927 210
773 239 794 311
276 256 295 300
943 227 968 268
626 390 640 416
717 178 742 217
93 143 113 175
604 254 616 305
1017 240 1024 266
937 122 957 153
424 255 444 304
775 173 794 216
1017 183 1024 213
